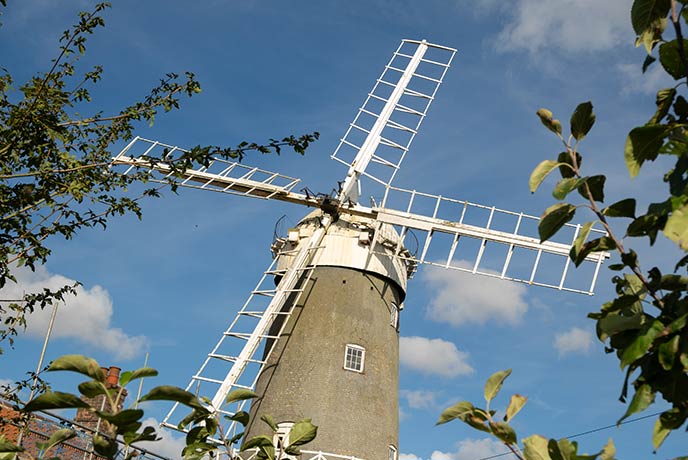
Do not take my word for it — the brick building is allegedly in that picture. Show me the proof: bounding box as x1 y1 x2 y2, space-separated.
1 367 168 460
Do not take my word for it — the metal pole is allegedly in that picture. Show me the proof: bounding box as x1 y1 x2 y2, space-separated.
17 298 60 447
123 352 150 459
134 352 150 409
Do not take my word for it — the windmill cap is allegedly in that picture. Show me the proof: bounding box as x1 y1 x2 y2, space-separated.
275 210 409 300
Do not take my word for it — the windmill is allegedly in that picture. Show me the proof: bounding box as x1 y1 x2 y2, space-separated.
113 39 609 460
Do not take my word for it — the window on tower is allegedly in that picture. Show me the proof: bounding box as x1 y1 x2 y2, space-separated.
344 344 365 372
390 302 399 330
273 422 295 460
389 445 398 460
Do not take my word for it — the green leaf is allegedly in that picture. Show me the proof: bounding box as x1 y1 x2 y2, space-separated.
539 203 576 242
643 54 657 72
523 434 552 460
228 411 250 427
637 17 667 54
599 438 615 460
185 426 209 446
621 320 664 368
659 39 688 79
489 421 517 444
557 151 581 179
0 437 23 453
260 414 278 432
625 125 668 177
530 160 562 193
258 444 276 460
654 408 687 450
631 0 670 35
228 431 245 445
39 428 76 453
0 442 22 456
287 419 318 446
284 445 302 456
570 101 595 141
596 312 644 342
536 108 562 136
666 313 688 334
139 386 206 411
504 394 528 422
577 175 606 202
574 236 617 266
548 439 576 460
675 95 688 118
569 222 594 266
602 199 636 218
627 213 664 244
663 203 688 250
92 434 118 458
659 335 680 370
119 367 158 387
226 389 258 405
436 401 475 425
123 426 157 445
618 384 655 424
23 391 91 412
241 435 274 451
552 178 582 200
484 369 512 403
77 380 107 398
48 355 104 382
650 88 676 124
653 417 671 450
96 409 144 428
177 408 209 430
464 409 492 433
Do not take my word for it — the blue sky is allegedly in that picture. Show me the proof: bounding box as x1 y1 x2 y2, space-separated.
1 1 685 459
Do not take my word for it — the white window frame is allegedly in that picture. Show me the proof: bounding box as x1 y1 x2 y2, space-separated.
273 422 295 459
343 344 365 373
390 302 399 329
389 445 398 460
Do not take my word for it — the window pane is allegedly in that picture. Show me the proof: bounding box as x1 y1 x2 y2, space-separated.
344 345 365 372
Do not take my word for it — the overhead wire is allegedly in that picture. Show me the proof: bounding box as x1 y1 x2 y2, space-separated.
467 411 664 460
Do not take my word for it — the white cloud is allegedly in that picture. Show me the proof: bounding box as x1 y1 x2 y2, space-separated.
617 61 674 95
400 389 439 409
400 336 474 378
492 0 631 55
554 327 593 356
423 264 528 327
431 438 515 460
1 265 147 360
400 454 421 460
136 418 186 459
431 451 454 460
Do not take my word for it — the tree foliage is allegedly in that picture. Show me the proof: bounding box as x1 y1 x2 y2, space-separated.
0 355 316 460
0 2 318 353
440 0 688 457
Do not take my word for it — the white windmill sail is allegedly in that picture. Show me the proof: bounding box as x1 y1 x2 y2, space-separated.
332 39 456 201
159 234 324 440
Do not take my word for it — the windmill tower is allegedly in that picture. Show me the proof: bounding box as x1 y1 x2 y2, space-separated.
113 39 609 460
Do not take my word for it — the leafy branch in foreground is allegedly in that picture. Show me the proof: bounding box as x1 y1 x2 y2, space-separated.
0 355 317 460
526 0 688 449
441 0 688 456
438 370 616 460
0 2 318 353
